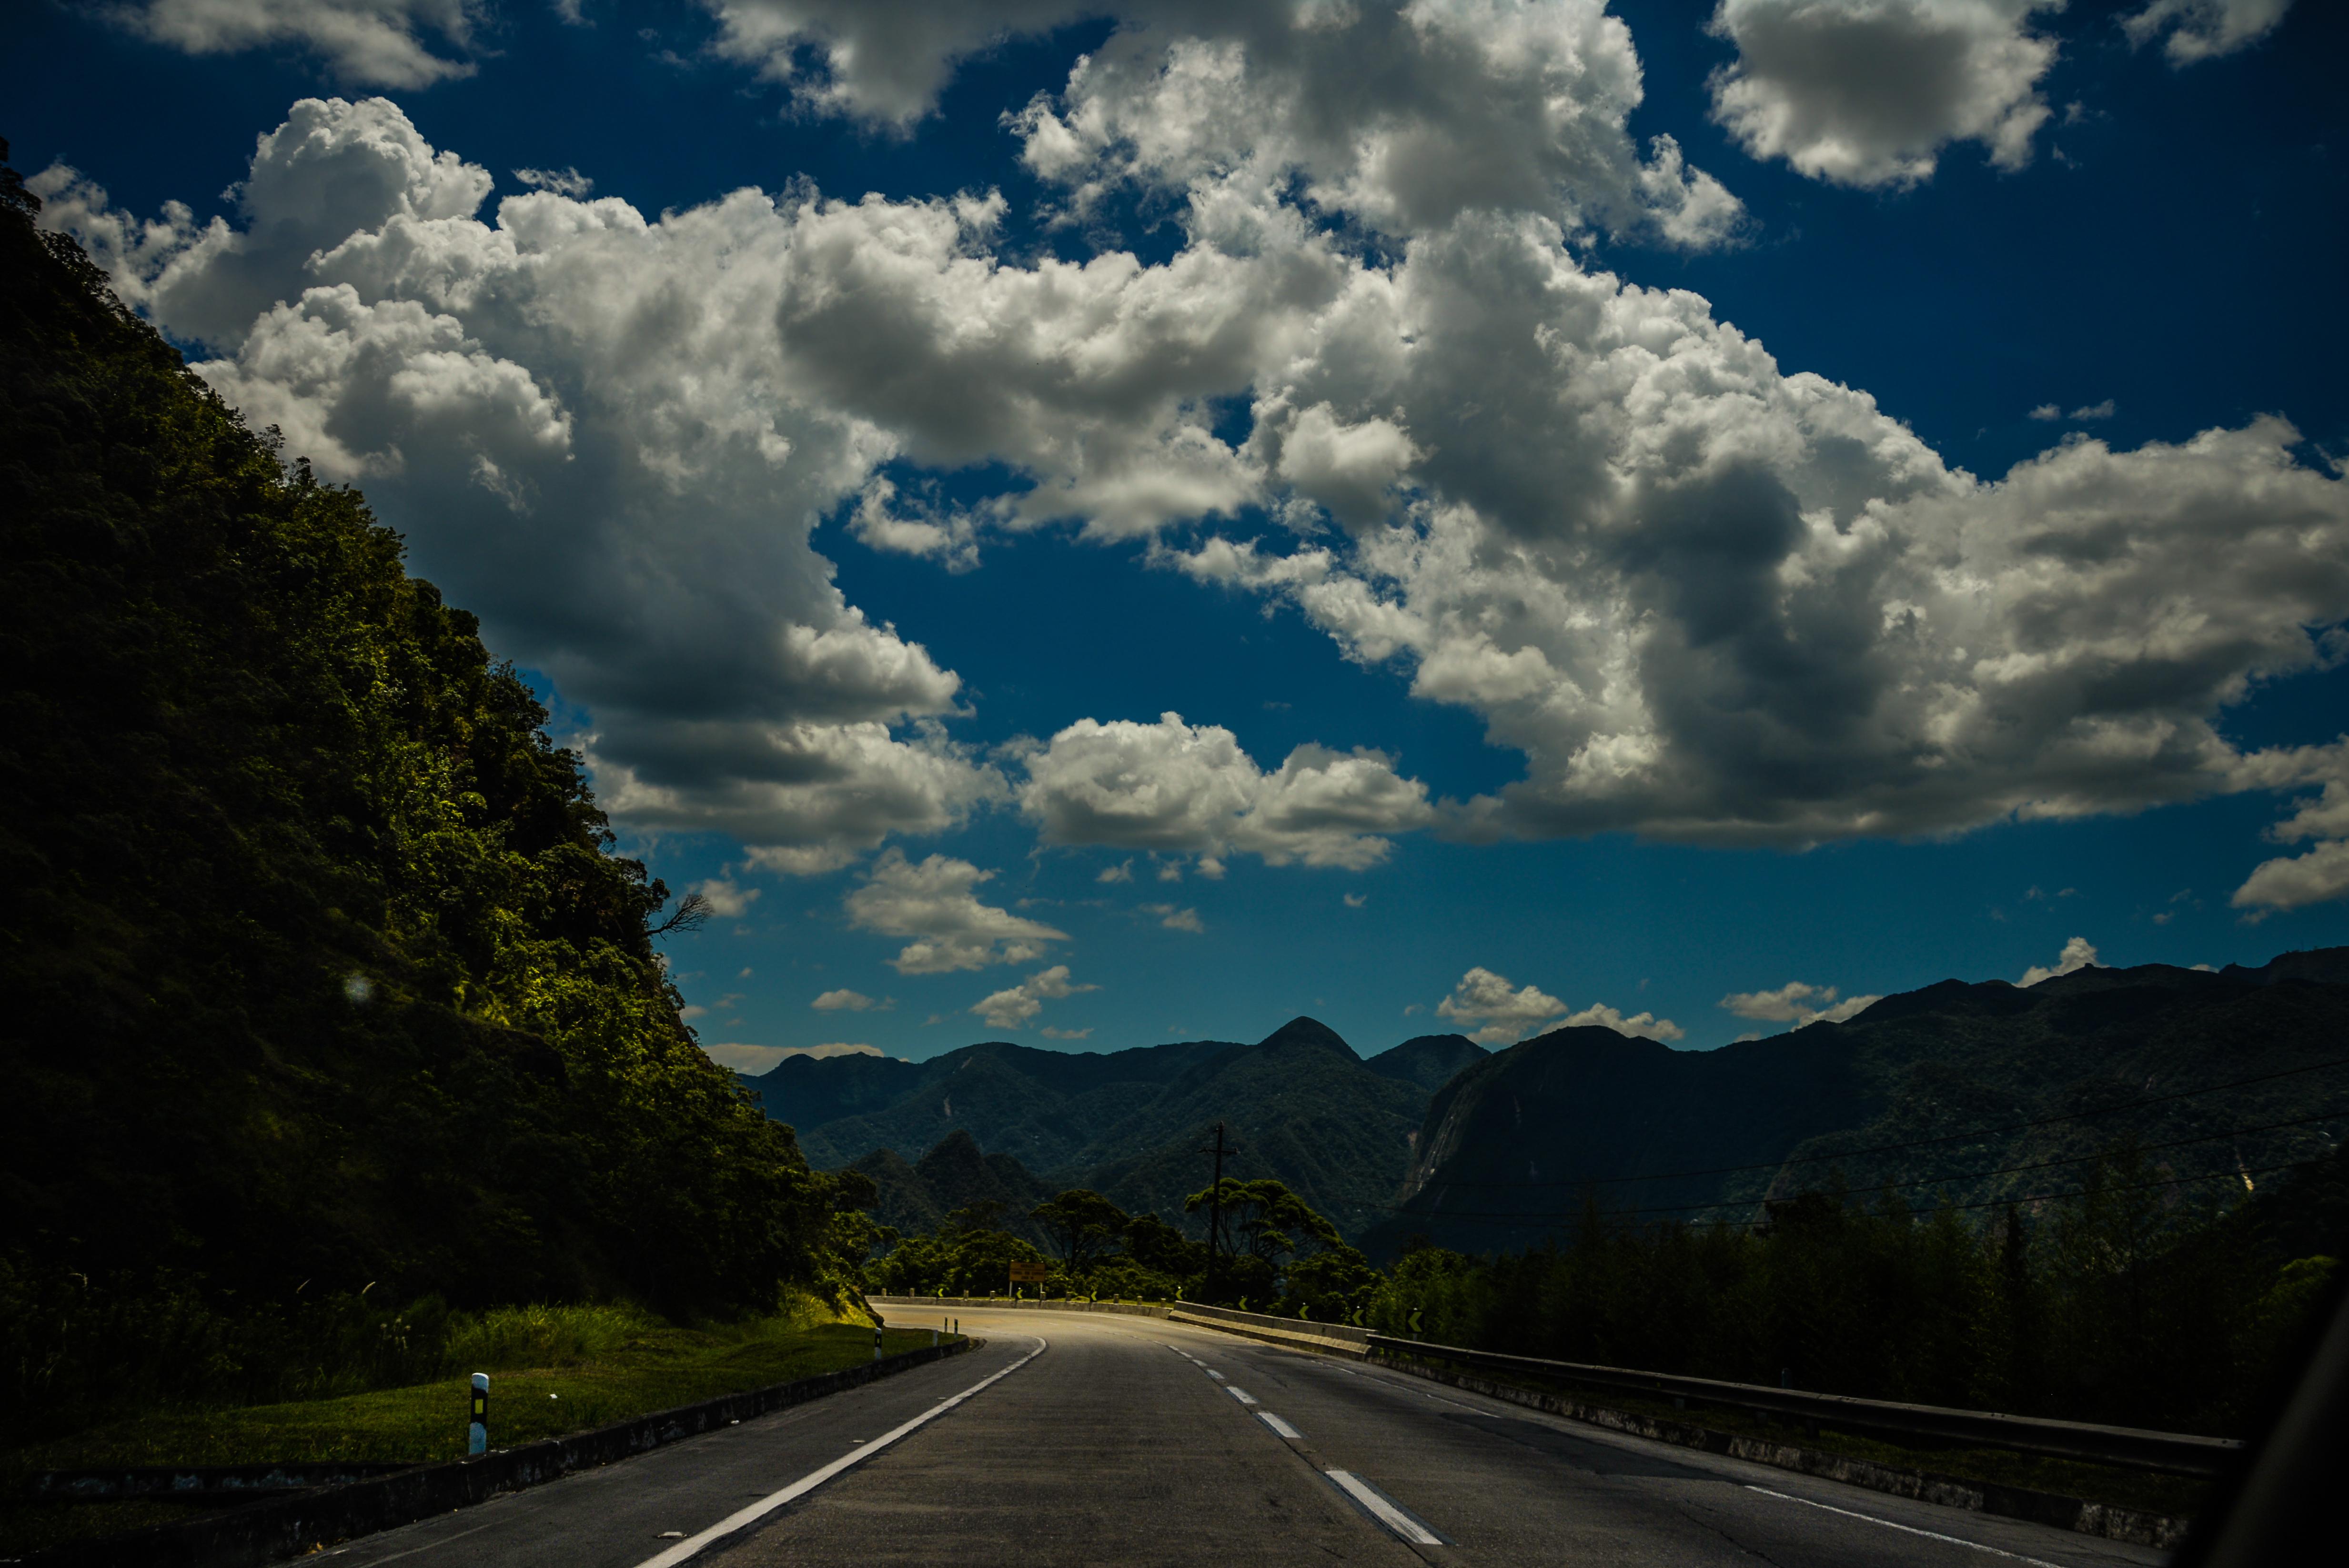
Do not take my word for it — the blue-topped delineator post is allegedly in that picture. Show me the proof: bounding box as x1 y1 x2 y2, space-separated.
468 1373 489 1455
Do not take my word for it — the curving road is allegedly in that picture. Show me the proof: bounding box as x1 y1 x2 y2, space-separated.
321 1308 2172 1567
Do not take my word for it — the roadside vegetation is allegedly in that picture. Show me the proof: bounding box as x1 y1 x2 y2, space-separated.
0 1301 941 1557
0 151 871 1464
860 1143 2346 1444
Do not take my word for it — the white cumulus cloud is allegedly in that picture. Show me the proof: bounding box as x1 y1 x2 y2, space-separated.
2121 0 2293 65
1707 0 2061 188
32 98 1004 861
109 0 483 88
689 877 761 919
2232 745 2349 913
1719 980 1880 1025
1433 966 1683 1044
34 81 2348 882
811 988 886 1011
2019 935 2099 986
846 849 1067 974
1021 713 1433 871
972 964 1098 1030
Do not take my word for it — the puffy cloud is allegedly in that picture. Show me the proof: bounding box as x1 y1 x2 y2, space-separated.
1706 0 2060 188
1163 203 2349 847
846 849 1067 974
2233 840 2349 914
40 89 2348 875
2232 746 2349 913
2019 935 2099 986
1719 979 1879 1025
2028 403 2062 421
972 964 1098 1029
704 0 1085 126
2070 400 2116 420
513 166 595 198
1435 965 1564 1044
1139 903 1207 932
2121 0 2293 65
37 99 1001 860
704 3 1741 247
1436 968 1687 1043
811 988 885 1011
689 877 761 919
743 844 865 877
1558 1001 1684 1042
108 0 482 88
1007 1 1743 247
1020 713 1434 870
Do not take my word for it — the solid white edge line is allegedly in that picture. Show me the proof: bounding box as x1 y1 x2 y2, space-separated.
1258 1411 1304 1441
1744 1487 2064 1567
627 1339 1046 1568
1226 1386 1258 1405
1326 1469 1443 1546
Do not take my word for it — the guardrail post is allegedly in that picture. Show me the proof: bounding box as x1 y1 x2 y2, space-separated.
467 1373 488 1456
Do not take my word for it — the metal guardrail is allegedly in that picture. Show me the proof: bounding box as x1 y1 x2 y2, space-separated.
1363 1334 2242 1476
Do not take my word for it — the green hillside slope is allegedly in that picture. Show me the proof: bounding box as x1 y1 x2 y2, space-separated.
0 152 843 1429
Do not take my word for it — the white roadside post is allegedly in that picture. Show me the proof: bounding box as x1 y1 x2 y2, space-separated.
468 1372 489 1455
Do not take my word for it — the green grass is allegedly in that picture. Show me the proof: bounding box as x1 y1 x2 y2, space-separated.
0 1307 957 1558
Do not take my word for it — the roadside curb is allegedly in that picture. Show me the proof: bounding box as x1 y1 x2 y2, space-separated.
1371 1355 2189 1551
12 1339 978 1568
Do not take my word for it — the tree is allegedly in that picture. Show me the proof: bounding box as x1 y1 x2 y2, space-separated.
1123 1213 1208 1278
1031 1189 1129 1270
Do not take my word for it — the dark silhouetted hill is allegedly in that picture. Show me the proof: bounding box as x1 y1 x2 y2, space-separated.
1374 951 2349 1257
742 1018 1485 1234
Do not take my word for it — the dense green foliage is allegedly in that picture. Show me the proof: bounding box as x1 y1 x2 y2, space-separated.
863 1176 1379 1314
0 152 848 1440
1367 1144 2349 1437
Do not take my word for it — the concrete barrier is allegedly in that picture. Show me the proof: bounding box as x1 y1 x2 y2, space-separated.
21 1339 976 1568
1376 1356 2192 1551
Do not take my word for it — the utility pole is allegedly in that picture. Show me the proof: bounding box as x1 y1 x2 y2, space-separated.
1198 1122 1234 1298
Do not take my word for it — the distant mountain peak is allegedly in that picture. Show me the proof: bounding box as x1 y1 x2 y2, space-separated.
1255 1015 1353 1054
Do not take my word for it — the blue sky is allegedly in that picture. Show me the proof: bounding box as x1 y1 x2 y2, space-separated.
9 0 2346 1065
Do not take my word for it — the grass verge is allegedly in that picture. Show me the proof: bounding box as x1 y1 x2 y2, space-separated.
1 1310 951 1558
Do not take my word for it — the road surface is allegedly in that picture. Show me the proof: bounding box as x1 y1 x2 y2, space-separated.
321 1307 2172 1567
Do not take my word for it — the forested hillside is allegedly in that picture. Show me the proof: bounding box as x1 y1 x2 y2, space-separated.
0 151 847 1432
743 1020 1487 1233
1381 951 2349 1256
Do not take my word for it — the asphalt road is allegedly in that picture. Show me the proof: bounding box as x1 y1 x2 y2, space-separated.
321 1308 2175 1567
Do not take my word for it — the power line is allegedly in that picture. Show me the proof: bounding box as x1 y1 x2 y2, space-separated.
1414 1054 2349 1193
1382 1111 2347 1226
1389 1154 2340 1229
